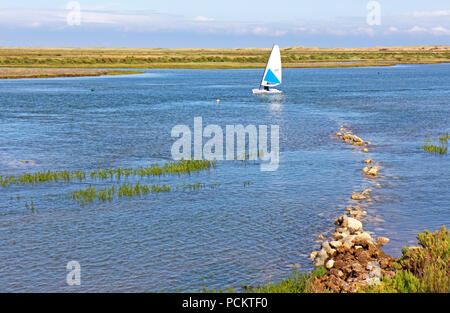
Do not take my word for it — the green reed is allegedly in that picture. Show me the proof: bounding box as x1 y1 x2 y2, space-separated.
68 182 172 205
25 201 35 212
423 133 448 155
423 144 447 155
0 160 216 187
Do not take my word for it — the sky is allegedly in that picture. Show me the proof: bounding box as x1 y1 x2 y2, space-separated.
0 0 449 48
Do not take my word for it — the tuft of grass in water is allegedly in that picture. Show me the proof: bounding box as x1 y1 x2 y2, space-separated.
423 133 448 155
423 144 447 155
363 226 449 293
25 201 35 212
68 182 172 205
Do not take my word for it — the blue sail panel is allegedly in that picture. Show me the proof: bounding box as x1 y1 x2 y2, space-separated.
264 69 280 84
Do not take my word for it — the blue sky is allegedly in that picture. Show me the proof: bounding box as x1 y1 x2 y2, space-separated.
1 0 449 47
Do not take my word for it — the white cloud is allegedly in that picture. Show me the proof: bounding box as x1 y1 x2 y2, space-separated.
411 10 450 17
408 26 427 33
431 26 450 35
192 16 215 22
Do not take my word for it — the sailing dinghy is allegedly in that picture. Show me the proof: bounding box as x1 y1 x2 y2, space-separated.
252 44 282 94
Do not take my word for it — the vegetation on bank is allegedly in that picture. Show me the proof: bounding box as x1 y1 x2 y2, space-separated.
0 46 449 69
363 226 449 293
201 226 449 293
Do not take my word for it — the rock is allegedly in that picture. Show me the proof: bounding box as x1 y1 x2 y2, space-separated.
351 262 364 275
362 166 370 173
363 148 369 152
326 259 335 269
365 141 371 145
318 234 324 240
377 237 390 246
366 261 382 286
342 239 354 250
364 159 372 164
321 242 335 256
313 249 328 267
356 250 370 264
329 240 342 249
310 251 318 260
353 141 363 146
353 232 373 243
336 132 343 136
333 231 347 240
362 189 372 195
347 217 363 234
351 192 367 201
334 215 348 228
367 167 379 176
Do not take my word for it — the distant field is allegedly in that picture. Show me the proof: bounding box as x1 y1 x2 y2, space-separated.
0 68 143 79
0 46 449 69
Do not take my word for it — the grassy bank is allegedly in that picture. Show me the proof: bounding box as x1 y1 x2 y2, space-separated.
0 46 449 69
0 67 144 79
203 226 449 293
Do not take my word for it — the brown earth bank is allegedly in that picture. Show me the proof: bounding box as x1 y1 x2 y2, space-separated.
0 67 144 79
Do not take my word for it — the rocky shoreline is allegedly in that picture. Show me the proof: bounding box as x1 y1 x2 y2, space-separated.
309 126 397 293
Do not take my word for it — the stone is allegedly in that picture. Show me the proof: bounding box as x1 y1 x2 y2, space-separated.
377 237 390 246
326 259 335 269
347 217 363 234
310 251 318 260
336 132 343 136
362 189 372 195
313 249 328 267
367 167 379 176
343 239 354 250
363 148 369 152
351 193 366 201
356 250 370 264
353 232 373 243
365 141 371 145
351 262 364 274
318 234 324 240
334 215 348 228
362 166 370 173
364 159 372 164
329 240 342 249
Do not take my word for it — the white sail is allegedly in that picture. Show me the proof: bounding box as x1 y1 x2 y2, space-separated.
260 44 282 87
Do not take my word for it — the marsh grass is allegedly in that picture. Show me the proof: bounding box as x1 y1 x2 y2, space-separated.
423 133 448 155
0 160 216 187
68 182 173 205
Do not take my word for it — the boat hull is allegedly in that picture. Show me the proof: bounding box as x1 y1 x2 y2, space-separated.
252 88 282 94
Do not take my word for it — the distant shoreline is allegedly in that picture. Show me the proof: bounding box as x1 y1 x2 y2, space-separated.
0 45 448 71
0 68 144 79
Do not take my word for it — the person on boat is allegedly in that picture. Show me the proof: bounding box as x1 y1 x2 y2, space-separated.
264 86 269 91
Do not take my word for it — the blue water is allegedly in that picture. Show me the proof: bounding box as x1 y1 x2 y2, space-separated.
0 64 449 292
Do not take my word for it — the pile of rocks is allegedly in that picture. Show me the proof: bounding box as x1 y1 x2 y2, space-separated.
310 215 395 292
335 127 371 150
309 126 395 292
